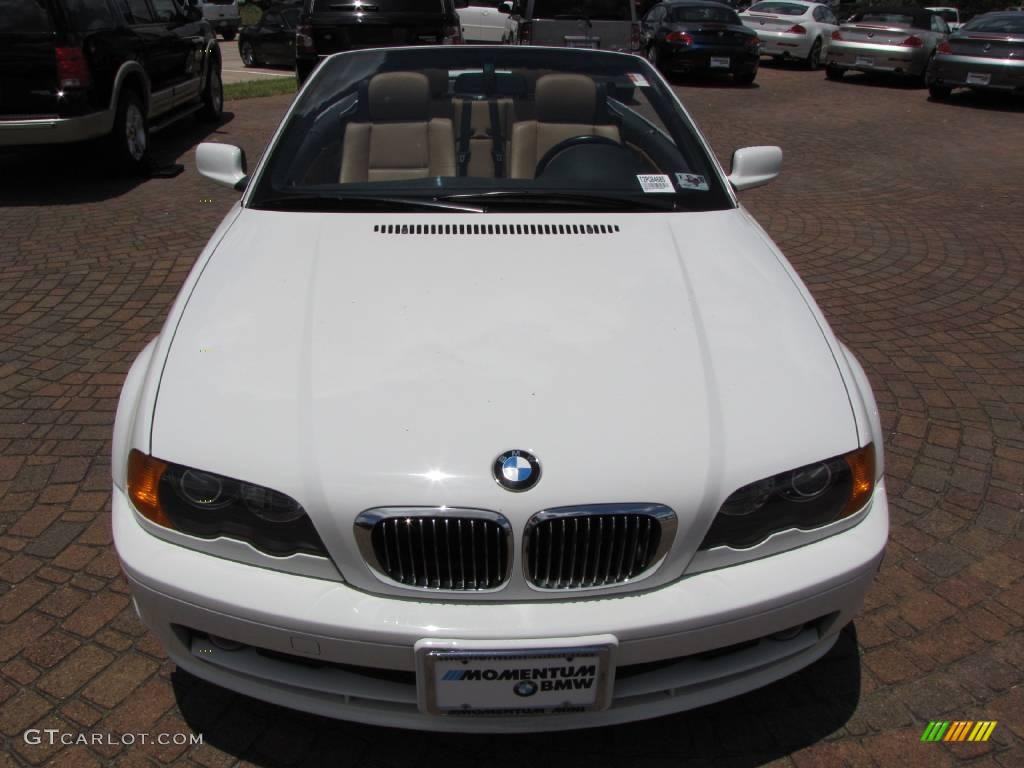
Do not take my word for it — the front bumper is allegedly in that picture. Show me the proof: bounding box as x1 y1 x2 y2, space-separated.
928 54 1024 92
0 109 113 146
114 480 887 731
827 41 929 76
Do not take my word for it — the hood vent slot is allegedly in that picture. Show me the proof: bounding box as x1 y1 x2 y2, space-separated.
374 223 620 236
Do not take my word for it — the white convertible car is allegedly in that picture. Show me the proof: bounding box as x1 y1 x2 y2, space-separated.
112 46 887 732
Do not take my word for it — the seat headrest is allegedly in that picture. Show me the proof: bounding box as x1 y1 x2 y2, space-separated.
368 72 430 122
535 74 599 124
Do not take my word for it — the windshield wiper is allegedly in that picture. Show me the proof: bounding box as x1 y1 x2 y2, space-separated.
436 191 677 212
253 194 483 213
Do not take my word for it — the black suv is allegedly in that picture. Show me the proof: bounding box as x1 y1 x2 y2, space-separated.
295 0 462 84
0 0 223 171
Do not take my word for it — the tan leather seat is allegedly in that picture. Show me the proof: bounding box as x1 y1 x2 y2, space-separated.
508 74 621 180
339 72 456 183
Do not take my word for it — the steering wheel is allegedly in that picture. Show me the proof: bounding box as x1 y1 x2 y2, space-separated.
535 135 624 178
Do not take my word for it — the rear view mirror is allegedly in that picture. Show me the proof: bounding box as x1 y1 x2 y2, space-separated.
727 145 782 191
197 142 248 190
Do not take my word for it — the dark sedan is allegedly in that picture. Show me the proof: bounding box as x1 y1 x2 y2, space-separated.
927 11 1024 98
641 0 761 83
239 6 300 68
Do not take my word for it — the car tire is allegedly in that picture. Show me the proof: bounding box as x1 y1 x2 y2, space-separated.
825 64 844 80
805 38 822 70
241 41 258 67
929 83 952 100
199 64 224 123
734 69 757 85
222 31 236 42
108 88 149 174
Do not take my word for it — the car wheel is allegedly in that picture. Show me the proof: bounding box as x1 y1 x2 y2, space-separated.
734 69 757 85
241 41 257 67
805 38 822 70
199 65 224 122
825 64 844 80
929 83 952 100
222 31 236 42
108 89 149 174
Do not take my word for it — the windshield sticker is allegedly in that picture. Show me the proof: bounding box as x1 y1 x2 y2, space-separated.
637 174 674 194
675 173 709 191
627 72 651 87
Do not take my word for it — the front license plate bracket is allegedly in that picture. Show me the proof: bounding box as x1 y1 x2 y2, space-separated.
415 636 617 716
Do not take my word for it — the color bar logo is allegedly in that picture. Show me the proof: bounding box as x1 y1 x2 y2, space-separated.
921 721 997 742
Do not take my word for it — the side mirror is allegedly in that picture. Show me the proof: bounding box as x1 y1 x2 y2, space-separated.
499 1 512 12
727 145 782 191
197 142 248 190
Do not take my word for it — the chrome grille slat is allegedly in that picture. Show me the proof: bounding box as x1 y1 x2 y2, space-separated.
524 508 670 590
362 510 510 591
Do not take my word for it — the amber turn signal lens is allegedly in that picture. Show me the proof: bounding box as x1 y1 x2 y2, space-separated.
127 450 172 528
841 444 875 517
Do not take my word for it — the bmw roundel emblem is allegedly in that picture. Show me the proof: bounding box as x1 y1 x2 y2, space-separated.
513 680 538 697
493 449 541 492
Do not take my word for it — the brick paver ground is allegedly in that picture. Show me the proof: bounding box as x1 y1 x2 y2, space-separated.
0 65 1021 767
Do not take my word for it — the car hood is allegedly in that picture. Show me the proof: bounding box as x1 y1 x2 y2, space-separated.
151 209 857 582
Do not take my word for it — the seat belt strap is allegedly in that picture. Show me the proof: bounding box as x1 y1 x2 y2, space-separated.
489 99 504 178
457 99 472 176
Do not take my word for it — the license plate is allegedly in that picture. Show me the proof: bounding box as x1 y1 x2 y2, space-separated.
966 72 990 85
710 56 731 68
565 36 598 49
855 56 874 67
416 639 614 716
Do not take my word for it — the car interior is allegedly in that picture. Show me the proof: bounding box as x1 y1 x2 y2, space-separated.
280 65 708 192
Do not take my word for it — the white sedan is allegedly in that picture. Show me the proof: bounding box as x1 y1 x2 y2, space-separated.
112 45 887 732
741 0 839 69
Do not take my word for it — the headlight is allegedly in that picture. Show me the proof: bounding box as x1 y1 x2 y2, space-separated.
699 444 875 550
126 450 326 557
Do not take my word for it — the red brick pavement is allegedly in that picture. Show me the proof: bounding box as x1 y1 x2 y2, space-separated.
0 66 1021 767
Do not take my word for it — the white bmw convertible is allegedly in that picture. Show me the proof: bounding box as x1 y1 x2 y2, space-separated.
112 46 887 732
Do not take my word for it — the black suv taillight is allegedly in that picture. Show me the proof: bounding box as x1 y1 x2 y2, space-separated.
55 46 91 89
296 22 316 53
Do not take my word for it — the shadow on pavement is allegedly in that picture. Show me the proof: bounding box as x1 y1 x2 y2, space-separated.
173 623 862 767
927 89 1024 113
0 111 235 207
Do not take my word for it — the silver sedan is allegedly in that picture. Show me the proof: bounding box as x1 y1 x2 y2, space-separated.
825 6 950 81
927 12 1024 98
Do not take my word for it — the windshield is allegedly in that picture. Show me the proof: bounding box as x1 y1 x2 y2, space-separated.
313 0 445 11
670 5 740 23
0 0 54 33
963 14 1024 33
855 12 915 26
747 2 807 15
531 0 633 20
248 48 732 213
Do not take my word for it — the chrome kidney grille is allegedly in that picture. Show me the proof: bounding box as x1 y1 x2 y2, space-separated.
355 509 512 591
523 504 677 590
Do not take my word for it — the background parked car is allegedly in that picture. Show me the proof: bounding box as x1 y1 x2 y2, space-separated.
456 0 510 40
240 5 299 66
0 0 223 172
198 0 242 39
825 6 949 82
295 0 462 84
641 0 761 82
926 10 1024 98
740 0 839 69
925 6 962 30
504 0 640 52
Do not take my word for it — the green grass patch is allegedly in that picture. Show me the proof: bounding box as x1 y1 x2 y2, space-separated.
223 77 297 101
239 4 262 25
